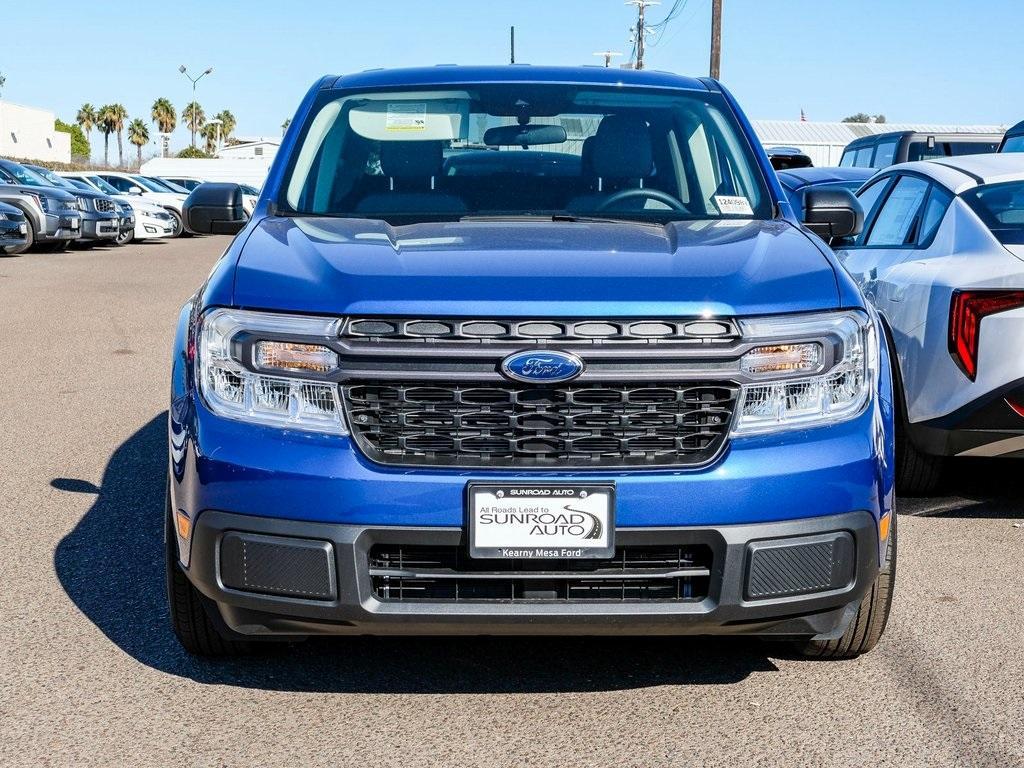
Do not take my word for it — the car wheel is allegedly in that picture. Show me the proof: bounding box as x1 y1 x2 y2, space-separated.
166 209 184 238
115 229 134 245
896 420 945 495
794 512 897 659
165 492 256 657
4 214 34 256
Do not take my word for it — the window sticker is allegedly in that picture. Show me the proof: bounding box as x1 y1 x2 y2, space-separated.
714 195 754 216
385 103 427 132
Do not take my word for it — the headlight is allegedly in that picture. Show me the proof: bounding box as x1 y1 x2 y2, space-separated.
731 310 876 435
197 308 347 434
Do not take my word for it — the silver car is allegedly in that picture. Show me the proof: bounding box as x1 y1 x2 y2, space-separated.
835 153 1024 493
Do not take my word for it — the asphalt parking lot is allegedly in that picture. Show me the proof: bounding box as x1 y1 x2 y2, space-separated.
1 235 1023 768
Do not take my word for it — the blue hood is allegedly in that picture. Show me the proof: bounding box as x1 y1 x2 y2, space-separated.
229 217 841 317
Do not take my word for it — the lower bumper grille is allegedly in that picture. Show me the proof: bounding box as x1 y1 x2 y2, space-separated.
369 544 712 602
344 381 738 468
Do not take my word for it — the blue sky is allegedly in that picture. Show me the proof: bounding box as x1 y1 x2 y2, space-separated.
2 0 1022 157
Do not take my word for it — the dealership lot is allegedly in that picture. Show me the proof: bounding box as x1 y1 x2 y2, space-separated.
0 237 1022 767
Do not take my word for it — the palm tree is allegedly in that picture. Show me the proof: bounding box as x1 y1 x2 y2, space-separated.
200 123 219 154
128 119 150 166
182 101 205 149
98 104 117 165
150 98 176 157
213 110 236 143
76 104 96 147
107 103 129 166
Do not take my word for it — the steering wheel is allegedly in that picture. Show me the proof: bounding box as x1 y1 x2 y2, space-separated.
595 187 688 212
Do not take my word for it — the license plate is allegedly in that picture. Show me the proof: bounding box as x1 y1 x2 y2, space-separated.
468 483 615 559
19 223 27 234
70 220 79 230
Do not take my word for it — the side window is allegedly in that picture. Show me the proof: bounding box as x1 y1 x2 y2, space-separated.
865 175 930 246
917 186 954 245
853 145 874 168
872 140 898 168
102 176 132 192
839 150 855 167
851 177 891 245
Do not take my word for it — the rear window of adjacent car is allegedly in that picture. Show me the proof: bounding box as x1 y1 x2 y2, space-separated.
1002 136 1024 153
872 139 898 168
908 139 1000 161
961 180 1024 245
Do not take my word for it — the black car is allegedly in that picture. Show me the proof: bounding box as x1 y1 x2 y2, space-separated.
0 200 28 254
840 130 1002 169
765 146 813 170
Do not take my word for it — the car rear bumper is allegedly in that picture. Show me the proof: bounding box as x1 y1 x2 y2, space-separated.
180 509 881 638
909 377 1024 457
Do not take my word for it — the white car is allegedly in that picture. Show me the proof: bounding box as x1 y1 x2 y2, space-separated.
84 172 187 237
835 153 1024 493
60 173 177 242
160 175 258 217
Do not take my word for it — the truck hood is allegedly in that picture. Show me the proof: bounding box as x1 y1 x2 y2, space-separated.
231 217 841 317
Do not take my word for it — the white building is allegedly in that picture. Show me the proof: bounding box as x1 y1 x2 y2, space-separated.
750 120 1008 167
0 101 71 162
216 139 280 162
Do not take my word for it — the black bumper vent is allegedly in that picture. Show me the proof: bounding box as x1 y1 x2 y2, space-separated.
220 532 336 601
344 381 738 468
745 532 855 600
368 544 713 602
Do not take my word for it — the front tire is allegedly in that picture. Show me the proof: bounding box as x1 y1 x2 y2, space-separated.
115 228 134 245
795 512 897 659
166 209 184 238
4 215 35 255
165 494 254 657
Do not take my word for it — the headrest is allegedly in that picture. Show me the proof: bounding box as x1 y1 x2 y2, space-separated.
580 136 596 177
380 141 444 178
590 115 653 179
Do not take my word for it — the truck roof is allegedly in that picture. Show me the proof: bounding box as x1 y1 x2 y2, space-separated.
329 64 710 92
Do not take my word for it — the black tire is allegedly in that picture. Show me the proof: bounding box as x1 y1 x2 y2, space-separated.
115 228 134 246
896 420 945 495
165 494 255 657
795 512 897 659
4 214 34 255
166 209 184 238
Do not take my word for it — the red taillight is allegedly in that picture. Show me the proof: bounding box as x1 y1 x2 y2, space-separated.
949 290 1024 379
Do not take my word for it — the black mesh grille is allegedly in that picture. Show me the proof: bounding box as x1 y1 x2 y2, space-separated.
343 382 738 467
369 544 712 602
95 198 116 213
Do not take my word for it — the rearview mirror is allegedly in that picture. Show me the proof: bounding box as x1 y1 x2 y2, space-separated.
182 182 247 235
128 185 143 195
803 188 864 240
483 124 567 148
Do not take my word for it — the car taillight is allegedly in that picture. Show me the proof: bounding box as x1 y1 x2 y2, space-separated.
949 290 1024 380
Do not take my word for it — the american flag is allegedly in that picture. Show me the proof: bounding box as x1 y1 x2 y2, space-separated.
800 109 807 122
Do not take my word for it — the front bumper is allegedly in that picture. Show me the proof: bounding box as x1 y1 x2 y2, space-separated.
38 211 80 241
182 509 880 638
81 215 120 240
0 219 27 246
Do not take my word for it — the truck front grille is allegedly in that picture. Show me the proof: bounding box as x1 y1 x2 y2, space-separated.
95 198 116 213
343 381 738 468
369 544 712 602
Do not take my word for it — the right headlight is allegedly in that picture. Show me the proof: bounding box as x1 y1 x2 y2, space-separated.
196 308 348 435
731 310 877 436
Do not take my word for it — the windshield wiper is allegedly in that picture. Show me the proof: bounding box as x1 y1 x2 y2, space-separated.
459 213 665 228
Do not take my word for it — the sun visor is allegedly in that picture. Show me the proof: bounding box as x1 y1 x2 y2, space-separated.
348 91 470 142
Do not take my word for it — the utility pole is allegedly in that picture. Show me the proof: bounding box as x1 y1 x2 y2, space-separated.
709 0 722 79
510 26 515 64
626 0 659 70
593 51 623 68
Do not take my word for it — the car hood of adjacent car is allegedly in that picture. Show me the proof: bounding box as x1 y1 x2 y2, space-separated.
229 216 842 317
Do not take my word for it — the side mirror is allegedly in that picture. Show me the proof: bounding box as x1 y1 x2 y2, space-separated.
803 188 864 240
128 185 144 195
182 182 247 235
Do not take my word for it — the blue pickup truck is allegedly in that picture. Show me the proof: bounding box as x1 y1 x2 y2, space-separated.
168 65 895 659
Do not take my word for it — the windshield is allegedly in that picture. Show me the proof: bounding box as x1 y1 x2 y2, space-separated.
82 175 120 195
281 83 771 224
0 162 51 187
961 181 1024 245
30 167 77 190
150 176 189 193
130 175 171 193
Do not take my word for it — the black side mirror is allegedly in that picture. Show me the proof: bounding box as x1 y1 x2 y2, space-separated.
183 182 247 235
803 188 864 240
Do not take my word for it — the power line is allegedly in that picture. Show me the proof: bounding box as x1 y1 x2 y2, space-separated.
625 0 659 70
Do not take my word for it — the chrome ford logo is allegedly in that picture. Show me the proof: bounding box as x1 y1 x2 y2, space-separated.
500 350 585 383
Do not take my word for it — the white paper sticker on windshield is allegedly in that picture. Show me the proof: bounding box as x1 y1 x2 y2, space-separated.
386 103 427 131
714 195 754 216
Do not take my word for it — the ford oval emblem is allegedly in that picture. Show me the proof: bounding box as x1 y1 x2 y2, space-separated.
500 350 585 384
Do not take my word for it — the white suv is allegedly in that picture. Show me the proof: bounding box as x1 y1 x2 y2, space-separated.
60 173 177 242
90 172 187 237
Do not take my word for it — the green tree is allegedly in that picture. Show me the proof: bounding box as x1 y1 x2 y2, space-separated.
176 145 211 159
55 119 90 159
75 104 96 151
200 123 219 154
182 101 205 149
151 97 177 133
128 118 150 166
98 104 117 165
106 103 129 166
213 110 236 143
842 113 872 124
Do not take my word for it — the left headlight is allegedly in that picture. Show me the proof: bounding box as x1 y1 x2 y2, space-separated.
731 310 877 436
196 308 348 434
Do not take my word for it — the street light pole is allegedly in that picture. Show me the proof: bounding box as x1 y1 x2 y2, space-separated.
178 65 213 149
